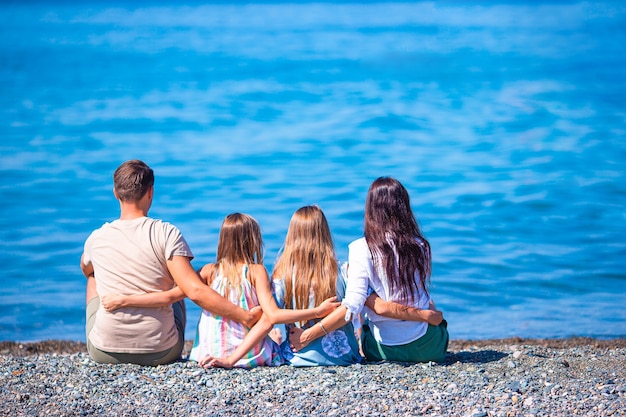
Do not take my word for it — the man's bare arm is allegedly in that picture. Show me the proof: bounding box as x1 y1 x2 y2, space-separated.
167 255 261 328
80 254 94 279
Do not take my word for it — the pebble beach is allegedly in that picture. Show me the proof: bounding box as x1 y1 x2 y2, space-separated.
1 338 625 417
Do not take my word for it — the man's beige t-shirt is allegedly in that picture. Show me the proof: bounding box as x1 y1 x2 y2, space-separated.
83 217 193 353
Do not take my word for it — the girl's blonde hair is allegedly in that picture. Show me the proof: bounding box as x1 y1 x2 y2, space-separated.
216 213 264 291
272 205 338 312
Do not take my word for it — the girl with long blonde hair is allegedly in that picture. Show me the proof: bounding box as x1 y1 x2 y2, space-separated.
187 213 278 367
271 205 361 366
273 205 338 319
206 205 361 367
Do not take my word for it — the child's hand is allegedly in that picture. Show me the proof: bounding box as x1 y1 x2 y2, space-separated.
426 301 443 325
199 355 234 369
288 326 307 352
424 309 444 326
244 306 263 328
100 294 124 312
315 296 340 318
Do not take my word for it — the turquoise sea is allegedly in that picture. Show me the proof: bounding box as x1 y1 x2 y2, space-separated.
1 1 625 342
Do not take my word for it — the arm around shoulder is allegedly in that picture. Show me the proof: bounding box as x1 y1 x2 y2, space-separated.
365 293 443 325
289 304 350 351
101 287 186 312
250 264 339 325
167 255 260 328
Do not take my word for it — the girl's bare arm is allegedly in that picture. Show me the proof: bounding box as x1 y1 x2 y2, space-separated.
289 305 349 351
201 264 341 368
200 314 275 368
251 264 339 325
100 287 186 312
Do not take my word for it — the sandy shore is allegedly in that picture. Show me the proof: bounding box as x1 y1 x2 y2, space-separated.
1 338 625 416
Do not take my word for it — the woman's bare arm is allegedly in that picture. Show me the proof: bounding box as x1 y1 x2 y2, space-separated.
364 293 443 325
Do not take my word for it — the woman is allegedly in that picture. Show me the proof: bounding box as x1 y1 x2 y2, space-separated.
290 178 448 363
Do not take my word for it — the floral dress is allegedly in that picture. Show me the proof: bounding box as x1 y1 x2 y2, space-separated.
273 263 362 367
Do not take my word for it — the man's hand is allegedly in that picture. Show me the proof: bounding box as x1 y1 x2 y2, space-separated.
244 306 263 328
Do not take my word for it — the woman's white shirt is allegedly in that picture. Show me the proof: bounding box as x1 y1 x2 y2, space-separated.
342 237 431 346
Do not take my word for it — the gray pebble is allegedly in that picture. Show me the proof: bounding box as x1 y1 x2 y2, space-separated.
1 343 624 416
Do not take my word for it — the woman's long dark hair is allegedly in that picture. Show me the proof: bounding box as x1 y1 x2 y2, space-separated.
364 177 431 302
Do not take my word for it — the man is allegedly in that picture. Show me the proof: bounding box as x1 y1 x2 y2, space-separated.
81 159 260 365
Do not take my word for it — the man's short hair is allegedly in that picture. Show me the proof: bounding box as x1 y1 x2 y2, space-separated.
113 160 154 202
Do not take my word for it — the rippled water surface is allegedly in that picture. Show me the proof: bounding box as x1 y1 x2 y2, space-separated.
1 1 625 342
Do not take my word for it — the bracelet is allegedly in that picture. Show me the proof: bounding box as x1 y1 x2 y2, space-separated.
319 322 328 335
